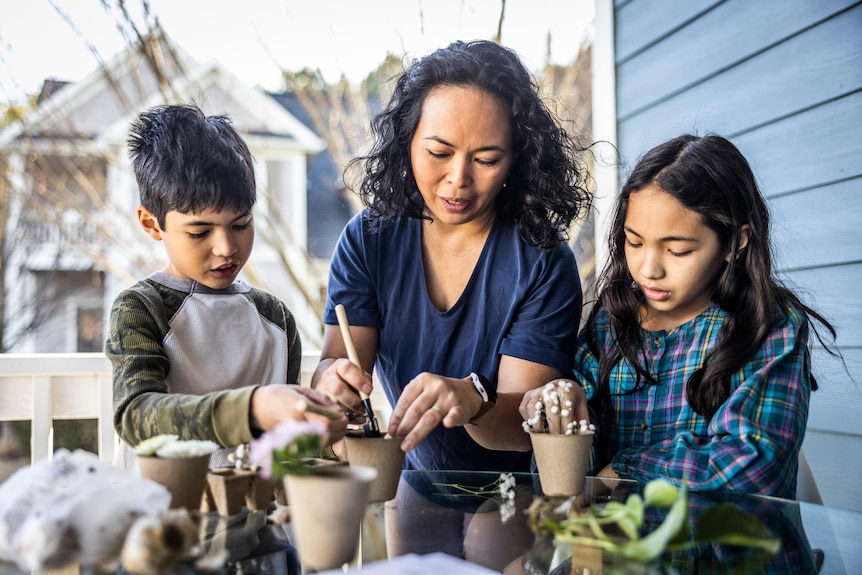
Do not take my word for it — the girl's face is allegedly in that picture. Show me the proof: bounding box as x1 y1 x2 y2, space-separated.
623 184 730 331
138 205 254 290
409 85 513 229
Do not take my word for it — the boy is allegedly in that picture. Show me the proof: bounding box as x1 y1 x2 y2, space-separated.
106 103 345 468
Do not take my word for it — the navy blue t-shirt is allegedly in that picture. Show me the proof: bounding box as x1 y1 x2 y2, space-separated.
324 211 582 473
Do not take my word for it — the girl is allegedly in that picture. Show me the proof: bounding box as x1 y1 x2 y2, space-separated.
520 134 835 498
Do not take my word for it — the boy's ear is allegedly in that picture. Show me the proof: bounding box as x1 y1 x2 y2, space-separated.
725 224 750 262
137 206 163 241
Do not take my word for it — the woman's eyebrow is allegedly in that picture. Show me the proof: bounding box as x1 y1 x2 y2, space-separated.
422 135 507 154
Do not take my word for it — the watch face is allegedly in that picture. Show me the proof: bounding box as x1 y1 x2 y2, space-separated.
470 372 489 402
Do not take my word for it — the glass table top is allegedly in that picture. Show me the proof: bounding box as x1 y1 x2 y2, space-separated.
2 470 860 574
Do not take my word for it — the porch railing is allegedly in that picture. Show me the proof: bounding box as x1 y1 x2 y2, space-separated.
0 351 325 465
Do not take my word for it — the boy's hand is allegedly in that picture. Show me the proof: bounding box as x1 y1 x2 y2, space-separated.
251 385 348 445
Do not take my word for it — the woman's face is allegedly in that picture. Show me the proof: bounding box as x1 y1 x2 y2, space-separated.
409 85 513 228
623 184 730 331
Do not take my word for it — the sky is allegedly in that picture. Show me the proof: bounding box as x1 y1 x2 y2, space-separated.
0 0 594 105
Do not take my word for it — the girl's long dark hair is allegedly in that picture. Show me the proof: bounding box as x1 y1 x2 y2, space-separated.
586 134 836 419
346 40 592 249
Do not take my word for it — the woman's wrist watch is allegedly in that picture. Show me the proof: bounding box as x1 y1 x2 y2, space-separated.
466 372 496 424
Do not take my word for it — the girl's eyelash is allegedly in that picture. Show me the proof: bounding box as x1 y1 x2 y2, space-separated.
234 222 251 230
670 250 691 257
624 239 640 247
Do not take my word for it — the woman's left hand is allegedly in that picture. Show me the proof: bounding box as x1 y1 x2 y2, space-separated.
387 372 483 451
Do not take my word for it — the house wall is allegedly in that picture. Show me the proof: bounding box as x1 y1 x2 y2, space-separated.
1 53 336 354
598 0 862 510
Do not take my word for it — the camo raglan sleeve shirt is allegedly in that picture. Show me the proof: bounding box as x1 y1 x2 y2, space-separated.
105 272 301 452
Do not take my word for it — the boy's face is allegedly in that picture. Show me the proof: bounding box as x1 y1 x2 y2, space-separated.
138 205 254 290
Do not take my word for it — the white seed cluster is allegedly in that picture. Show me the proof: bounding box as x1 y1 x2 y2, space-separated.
498 472 516 523
521 380 597 435
155 439 220 458
498 472 516 502
227 443 260 471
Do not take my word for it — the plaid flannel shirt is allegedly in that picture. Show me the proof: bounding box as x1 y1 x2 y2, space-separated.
576 303 811 499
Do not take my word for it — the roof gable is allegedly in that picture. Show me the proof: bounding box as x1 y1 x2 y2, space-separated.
0 32 323 154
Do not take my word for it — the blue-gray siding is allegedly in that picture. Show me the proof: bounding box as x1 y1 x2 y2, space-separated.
613 0 862 510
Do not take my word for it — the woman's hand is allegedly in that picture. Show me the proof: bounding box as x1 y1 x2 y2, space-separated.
250 385 348 445
313 357 375 418
312 323 378 423
518 379 589 434
387 372 484 451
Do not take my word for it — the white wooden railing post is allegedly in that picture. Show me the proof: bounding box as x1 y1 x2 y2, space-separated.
31 375 53 463
98 372 116 465
0 351 387 467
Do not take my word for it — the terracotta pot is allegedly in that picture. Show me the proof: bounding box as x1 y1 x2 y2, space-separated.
529 431 594 497
344 435 405 503
206 468 255 516
284 464 377 571
137 453 210 510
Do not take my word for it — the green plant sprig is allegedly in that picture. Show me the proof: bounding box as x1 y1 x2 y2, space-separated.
543 477 781 562
431 480 504 498
267 433 323 478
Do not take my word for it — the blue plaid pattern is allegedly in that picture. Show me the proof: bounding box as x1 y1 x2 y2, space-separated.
576 303 811 499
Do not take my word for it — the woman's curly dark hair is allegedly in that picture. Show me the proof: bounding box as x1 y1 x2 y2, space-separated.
347 39 592 249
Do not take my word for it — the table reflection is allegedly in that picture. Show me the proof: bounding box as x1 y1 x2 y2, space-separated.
208 471 854 574
2 471 856 574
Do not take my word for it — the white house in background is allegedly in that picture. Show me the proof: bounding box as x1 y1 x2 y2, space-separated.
0 33 354 354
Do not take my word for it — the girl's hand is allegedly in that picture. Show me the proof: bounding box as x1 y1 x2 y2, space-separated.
518 379 589 434
313 357 375 419
388 372 484 451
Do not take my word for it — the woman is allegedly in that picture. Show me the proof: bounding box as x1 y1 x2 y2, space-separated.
313 40 592 475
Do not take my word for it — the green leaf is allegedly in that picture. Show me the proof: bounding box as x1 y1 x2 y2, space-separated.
616 515 640 541
692 504 781 554
643 478 678 507
598 501 626 514
268 433 323 478
544 475 781 565
623 493 645 529
621 480 689 561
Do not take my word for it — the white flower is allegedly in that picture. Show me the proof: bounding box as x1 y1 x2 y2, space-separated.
498 472 516 501
134 434 219 458
155 440 219 459
497 472 517 523
500 499 515 523
134 435 178 456
523 381 597 436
